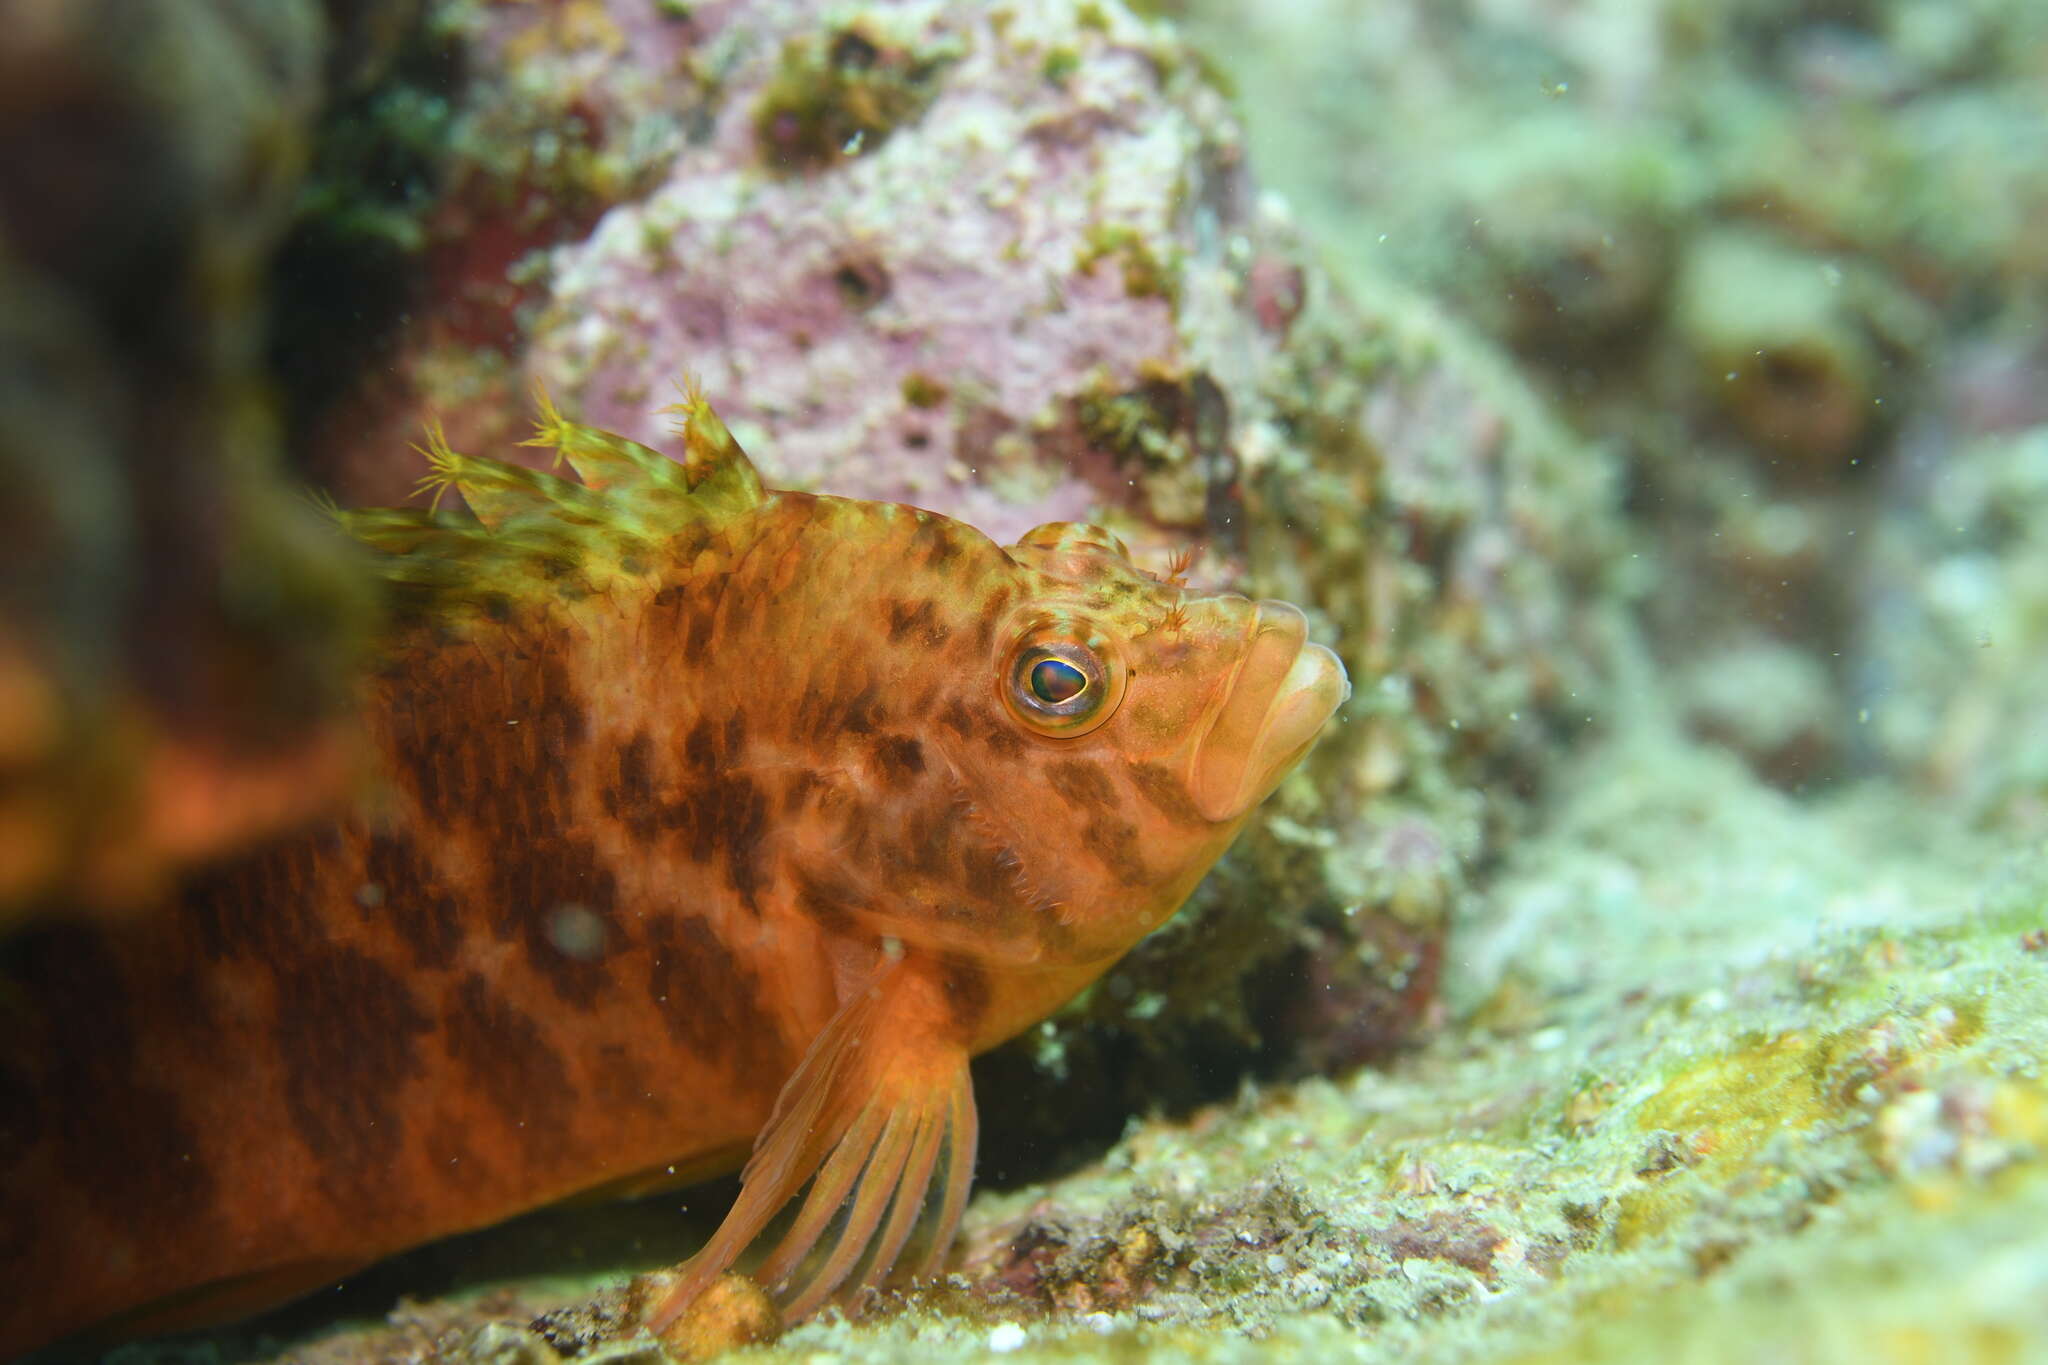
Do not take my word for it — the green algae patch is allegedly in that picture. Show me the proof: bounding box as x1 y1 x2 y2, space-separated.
900 371 949 409
1493 1165 2048 1365
752 22 956 173
1077 225 1183 304
1633 1030 1838 1163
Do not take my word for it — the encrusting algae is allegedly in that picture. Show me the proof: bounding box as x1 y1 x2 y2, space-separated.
0 387 1347 1357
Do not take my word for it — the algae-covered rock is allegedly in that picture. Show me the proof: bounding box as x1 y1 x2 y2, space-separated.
1181 0 2044 795
1858 423 2048 827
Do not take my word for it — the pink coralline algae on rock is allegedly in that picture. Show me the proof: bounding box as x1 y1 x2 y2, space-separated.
521 0 1293 549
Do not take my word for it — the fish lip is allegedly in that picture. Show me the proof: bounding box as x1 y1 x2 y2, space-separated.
1188 601 1350 823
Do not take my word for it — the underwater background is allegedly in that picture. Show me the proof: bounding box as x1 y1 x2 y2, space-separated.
2 0 2046 1360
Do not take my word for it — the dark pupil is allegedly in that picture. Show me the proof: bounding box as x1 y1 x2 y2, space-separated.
1029 657 1087 705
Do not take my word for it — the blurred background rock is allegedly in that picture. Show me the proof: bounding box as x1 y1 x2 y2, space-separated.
0 0 397 927
1181 0 2048 812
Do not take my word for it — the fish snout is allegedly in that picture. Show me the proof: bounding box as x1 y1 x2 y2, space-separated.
1189 600 1350 822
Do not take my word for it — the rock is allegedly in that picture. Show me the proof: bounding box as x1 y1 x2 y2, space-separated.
456 1321 564 1365
0 0 386 926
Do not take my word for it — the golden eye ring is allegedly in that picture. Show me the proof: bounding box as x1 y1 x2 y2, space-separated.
1003 635 1123 736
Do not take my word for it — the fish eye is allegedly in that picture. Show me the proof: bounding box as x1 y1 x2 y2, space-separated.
1003 635 1122 736
1029 656 1087 705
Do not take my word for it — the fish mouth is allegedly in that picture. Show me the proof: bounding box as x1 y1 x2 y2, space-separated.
1188 600 1351 823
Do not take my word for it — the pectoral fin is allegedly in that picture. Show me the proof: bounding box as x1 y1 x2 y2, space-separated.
648 955 977 1329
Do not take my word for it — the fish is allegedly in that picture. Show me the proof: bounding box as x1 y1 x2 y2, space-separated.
0 387 1348 1356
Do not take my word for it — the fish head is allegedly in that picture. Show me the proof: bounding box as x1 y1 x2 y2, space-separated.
948 520 1351 965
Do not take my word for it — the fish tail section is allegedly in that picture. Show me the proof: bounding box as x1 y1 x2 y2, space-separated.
647 954 977 1331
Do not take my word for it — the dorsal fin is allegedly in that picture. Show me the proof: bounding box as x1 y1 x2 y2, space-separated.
659 376 766 516
331 383 768 629
520 381 687 495
413 416 610 533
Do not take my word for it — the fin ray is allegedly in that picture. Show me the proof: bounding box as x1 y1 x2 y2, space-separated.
647 955 975 1331
781 1105 919 1320
865 1106 946 1292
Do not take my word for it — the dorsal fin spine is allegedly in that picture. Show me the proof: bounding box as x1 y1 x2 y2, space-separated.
663 376 766 508
525 381 692 495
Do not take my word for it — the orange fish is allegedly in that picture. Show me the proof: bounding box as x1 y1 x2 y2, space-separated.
0 389 1348 1355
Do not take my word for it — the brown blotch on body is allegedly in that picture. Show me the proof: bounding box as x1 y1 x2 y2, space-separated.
379 649 476 825
791 863 864 935
793 682 831 745
644 918 782 1077
1047 758 1117 811
970 585 1015 654
891 802 958 883
485 836 622 1009
384 631 590 844
838 682 885 736
683 595 718 658
181 833 334 963
938 958 992 1038
443 973 576 1168
886 598 949 646
710 564 764 644
937 698 980 743
670 765 772 912
917 517 963 568
361 831 465 970
683 716 718 772
941 701 1026 759
870 735 926 787
272 947 434 1188
957 834 1024 905
0 925 221 1231
1082 816 1150 887
1125 759 1209 828
605 731 668 844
